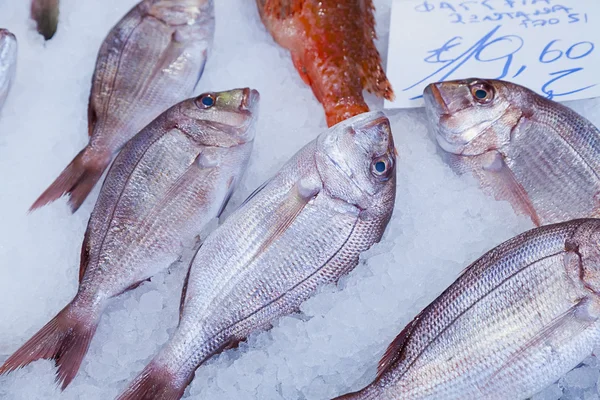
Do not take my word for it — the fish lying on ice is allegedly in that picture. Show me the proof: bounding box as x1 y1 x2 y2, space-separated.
116 110 397 400
256 0 394 127
31 0 59 40
0 29 17 112
423 78 600 226
334 218 600 400
0 88 258 389
31 0 215 212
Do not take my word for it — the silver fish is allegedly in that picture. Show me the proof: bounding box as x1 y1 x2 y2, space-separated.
31 0 59 40
334 219 600 400
116 111 397 400
423 78 600 227
31 0 215 212
0 88 258 389
0 29 17 111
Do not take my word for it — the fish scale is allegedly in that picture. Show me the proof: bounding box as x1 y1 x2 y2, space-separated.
334 220 600 400
117 110 397 400
423 78 600 226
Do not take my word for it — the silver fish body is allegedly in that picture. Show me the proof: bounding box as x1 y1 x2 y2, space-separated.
32 0 215 212
0 88 258 389
117 111 397 400
335 219 600 400
423 78 600 226
0 29 16 112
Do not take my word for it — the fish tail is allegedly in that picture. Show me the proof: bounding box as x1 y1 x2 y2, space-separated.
0 300 99 389
31 0 59 40
117 359 191 400
30 146 109 213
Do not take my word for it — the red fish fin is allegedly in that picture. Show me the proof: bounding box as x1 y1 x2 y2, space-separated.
291 53 312 87
357 0 394 100
260 0 303 19
376 316 420 378
117 360 191 400
488 297 595 384
30 146 109 213
479 150 542 226
0 302 98 389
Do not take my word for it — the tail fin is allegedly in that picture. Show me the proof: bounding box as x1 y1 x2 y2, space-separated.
0 302 99 389
30 146 109 213
117 360 191 400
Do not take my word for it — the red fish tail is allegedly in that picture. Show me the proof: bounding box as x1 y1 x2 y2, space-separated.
0 301 99 389
30 146 110 213
117 359 192 400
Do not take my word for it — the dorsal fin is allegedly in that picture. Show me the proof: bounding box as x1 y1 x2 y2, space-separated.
377 314 421 378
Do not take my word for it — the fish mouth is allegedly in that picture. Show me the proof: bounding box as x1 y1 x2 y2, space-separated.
0 29 15 41
240 88 260 112
423 83 449 116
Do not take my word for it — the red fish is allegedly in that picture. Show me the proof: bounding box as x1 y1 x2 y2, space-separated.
257 0 394 127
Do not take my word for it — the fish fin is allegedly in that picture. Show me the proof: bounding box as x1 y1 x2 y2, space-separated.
0 301 98 389
291 53 312 87
145 30 187 89
31 0 59 40
216 177 235 219
256 178 321 255
30 146 110 213
193 49 208 90
116 359 191 400
358 0 394 100
260 0 304 19
179 257 195 322
377 315 420 378
478 150 542 226
79 228 92 282
238 176 274 209
87 99 98 137
488 297 597 383
115 278 152 297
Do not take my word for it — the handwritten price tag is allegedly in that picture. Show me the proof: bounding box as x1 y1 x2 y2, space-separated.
384 0 600 108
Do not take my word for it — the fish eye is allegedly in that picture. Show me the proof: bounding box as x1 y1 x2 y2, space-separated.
195 93 215 109
371 156 394 180
470 83 494 104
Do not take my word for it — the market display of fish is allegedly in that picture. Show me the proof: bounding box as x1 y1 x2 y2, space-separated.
31 0 59 40
423 78 600 226
0 88 258 389
116 110 397 400
256 0 394 127
334 218 600 400
31 0 215 213
0 29 16 112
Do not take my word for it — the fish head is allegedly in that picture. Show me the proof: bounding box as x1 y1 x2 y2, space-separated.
148 0 212 25
423 78 523 156
179 88 259 147
315 111 397 209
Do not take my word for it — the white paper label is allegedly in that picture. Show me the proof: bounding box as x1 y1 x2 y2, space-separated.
384 0 600 108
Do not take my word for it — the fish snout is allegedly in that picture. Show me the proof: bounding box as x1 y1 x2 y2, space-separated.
240 88 260 112
423 83 449 117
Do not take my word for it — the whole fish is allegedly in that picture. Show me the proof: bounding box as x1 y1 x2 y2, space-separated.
116 111 397 400
0 88 258 389
0 29 17 112
334 219 600 400
256 0 394 127
31 0 215 212
31 0 59 40
423 78 600 226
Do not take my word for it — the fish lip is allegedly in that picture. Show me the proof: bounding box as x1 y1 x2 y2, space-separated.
240 88 260 112
423 83 449 116
0 29 15 41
